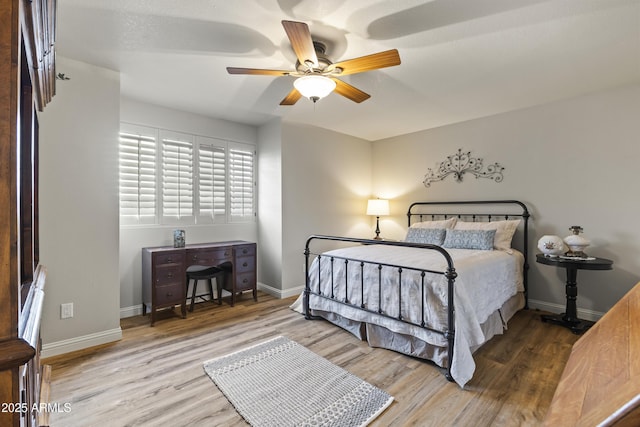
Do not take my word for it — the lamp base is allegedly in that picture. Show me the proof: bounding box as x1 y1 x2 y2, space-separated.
373 216 381 240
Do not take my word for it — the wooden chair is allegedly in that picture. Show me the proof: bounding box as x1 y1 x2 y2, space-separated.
185 266 225 312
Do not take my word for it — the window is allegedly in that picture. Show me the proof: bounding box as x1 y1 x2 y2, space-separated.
119 124 157 225
118 124 256 226
197 138 226 223
229 142 256 222
160 131 194 224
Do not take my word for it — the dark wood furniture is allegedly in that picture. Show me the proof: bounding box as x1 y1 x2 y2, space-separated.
1 1 56 426
545 281 640 426
142 241 257 325
142 248 187 325
537 254 613 334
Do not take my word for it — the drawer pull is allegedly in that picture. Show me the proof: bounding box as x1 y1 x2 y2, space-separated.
166 292 173 297
193 255 199 260
242 262 248 267
242 249 248 254
225 251 230 256
167 258 173 263
243 278 248 284
167 273 174 279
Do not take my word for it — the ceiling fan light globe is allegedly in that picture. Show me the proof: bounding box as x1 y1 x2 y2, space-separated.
294 75 336 101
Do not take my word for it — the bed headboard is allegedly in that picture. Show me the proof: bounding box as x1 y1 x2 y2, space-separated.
407 200 531 307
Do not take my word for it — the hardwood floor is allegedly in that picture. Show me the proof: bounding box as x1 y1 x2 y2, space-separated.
42 292 579 426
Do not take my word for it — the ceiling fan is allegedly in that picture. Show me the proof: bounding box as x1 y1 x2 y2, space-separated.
227 20 401 105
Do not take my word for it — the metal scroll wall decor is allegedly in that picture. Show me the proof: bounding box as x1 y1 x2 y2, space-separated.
422 148 504 187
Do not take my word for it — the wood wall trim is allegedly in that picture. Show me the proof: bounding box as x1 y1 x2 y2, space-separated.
0 0 21 343
0 338 36 370
1 2 54 425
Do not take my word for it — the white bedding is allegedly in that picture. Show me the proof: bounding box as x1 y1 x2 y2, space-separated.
293 244 524 387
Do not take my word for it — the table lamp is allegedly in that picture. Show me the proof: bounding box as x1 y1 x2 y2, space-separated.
366 199 390 240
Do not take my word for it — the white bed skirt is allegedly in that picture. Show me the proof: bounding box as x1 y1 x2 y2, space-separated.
290 292 524 386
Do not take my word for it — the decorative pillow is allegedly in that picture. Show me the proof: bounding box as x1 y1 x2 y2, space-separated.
453 219 521 252
410 217 457 230
442 229 496 250
404 228 446 245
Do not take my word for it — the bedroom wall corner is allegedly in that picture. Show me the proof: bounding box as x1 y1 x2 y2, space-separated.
280 122 373 294
257 119 284 292
118 99 259 311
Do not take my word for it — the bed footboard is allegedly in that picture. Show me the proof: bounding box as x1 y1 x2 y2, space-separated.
303 235 458 381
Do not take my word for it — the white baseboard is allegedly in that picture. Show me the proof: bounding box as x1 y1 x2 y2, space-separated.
527 298 604 322
257 282 303 299
41 327 123 359
119 283 303 319
120 304 143 319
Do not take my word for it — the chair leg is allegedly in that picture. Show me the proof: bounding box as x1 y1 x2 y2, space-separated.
207 279 214 303
190 279 199 312
216 273 224 305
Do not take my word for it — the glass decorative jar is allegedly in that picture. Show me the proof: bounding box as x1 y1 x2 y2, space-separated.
563 226 590 257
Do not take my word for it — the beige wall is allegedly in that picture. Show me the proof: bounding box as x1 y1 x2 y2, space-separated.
372 83 640 316
39 57 121 356
279 122 373 293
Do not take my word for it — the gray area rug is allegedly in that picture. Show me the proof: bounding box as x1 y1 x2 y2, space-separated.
203 336 393 426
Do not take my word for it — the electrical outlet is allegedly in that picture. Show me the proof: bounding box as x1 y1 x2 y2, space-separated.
61 303 74 319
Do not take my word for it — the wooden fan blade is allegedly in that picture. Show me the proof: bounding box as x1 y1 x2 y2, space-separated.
332 49 401 76
227 67 291 76
280 88 302 105
332 78 370 103
282 20 318 68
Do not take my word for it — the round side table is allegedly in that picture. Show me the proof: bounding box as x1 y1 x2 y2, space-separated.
536 253 613 334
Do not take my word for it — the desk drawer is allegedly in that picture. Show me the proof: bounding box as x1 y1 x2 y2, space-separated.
235 272 256 292
155 283 183 306
155 265 183 286
235 244 256 257
155 251 185 266
187 248 232 266
235 255 256 274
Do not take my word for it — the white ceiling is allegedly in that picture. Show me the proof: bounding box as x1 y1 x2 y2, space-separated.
56 0 640 141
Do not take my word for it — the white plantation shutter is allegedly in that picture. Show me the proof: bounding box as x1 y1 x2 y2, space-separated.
119 123 257 226
196 137 226 223
161 131 194 223
229 142 255 222
119 125 157 225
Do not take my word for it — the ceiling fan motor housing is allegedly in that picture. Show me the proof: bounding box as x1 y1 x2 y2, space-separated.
296 41 338 74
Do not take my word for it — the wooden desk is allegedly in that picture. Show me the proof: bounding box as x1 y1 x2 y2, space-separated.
142 241 257 325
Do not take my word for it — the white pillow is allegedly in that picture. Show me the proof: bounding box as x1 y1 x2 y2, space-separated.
410 217 457 229
454 219 520 252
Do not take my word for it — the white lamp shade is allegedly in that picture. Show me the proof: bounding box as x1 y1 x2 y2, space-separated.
366 199 389 216
294 75 336 100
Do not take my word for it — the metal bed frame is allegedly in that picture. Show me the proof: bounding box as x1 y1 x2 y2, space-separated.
303 200 530 382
